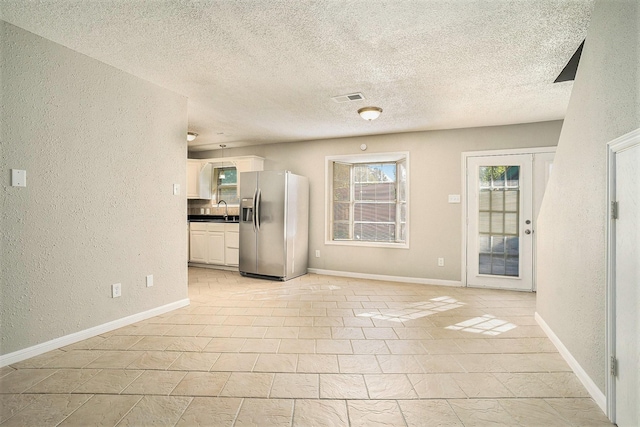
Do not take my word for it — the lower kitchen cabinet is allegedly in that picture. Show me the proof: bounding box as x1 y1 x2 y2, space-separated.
189 222 239 268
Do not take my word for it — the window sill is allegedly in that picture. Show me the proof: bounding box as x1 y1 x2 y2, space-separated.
325 240 409 249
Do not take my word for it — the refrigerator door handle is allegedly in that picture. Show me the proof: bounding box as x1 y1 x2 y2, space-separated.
256 188 262 231
252 188 258 232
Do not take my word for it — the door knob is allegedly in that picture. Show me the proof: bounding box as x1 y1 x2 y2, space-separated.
525 229 532 235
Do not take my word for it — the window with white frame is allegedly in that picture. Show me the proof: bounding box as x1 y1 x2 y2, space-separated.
327 152 408 247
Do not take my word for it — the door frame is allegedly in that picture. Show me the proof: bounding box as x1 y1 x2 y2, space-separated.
461 146 556 289
606 128 640 422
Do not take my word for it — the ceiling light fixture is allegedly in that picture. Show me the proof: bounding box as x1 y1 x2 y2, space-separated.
187 131 198 142
358 106 382 121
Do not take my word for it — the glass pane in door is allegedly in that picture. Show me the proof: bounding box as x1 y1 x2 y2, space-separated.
478 166 520 277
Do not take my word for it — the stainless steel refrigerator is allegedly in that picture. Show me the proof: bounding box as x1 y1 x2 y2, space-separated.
239 170 309 281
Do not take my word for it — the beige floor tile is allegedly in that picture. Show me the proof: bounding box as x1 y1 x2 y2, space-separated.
376 355 423 373
198 325 237 337
283 317 314 327
223 316 256 326
0 369 57 393
491 353 545 373
93 335 143 350
270 373 319 398
319 374 368 399
385 339 428 355
298 326 332 339
165 324 207 336
293 399 349 427
123 370 187 395
168 352 221 371
393 328 433 340
421 339 463 354
254 354 298 372
1 395 91 427
297 355 339 373
176 397 243 427
25 369 99 393
171 372 231 396
278 339 316 354
240 338 281 353
166 337 212 352
453 353 507 372
73 369 143 394
42 350 104 368
8 351 64 369
494 372 561 397
451 372 514 398
126 350 182 370
60 336 107 351
314 317 344 327
85 350 144 368
330 327 364 340
58 394 143 426
399 400 463 426
253 316 286 326
231 326 268 338
338 355 381 373
347 400 406 427
211 353 258 371
342 317 374 327
264 326 299 339
0 366 15 380
364 374 418 399
407 373 467 398
545 398 614 426
316 339 352 354
539 372 591 397
129 336 177 351
449 399 519 426
413 354 465 373
0 394 41 423
351 339 390 355
499 398 572 426
203 337 246 352
529 352 573 371
220 372 274 397
234 398 293 427
117 395 193 426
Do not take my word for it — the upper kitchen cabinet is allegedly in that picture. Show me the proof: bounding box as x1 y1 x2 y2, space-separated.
187 159 213 199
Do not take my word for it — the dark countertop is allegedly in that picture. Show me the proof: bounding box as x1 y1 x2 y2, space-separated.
188 215 239 223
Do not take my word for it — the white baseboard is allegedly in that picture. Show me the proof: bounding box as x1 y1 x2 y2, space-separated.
535 312 607 413
307 268 463 287
0 298 190 368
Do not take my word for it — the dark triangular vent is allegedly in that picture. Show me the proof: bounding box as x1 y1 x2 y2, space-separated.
554 40 584 83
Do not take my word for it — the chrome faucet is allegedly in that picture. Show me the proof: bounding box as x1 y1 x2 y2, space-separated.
217 200 228 220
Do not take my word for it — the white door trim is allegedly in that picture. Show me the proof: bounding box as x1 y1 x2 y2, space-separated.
606 127 640 422
461 147 556 288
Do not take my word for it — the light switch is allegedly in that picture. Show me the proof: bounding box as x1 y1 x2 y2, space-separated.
448 194 461 203
173 184 180 195
11 169 26 187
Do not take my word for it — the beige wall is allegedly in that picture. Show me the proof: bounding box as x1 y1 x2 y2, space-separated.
536 0 639 393
193 121 562 282
0 22 189 355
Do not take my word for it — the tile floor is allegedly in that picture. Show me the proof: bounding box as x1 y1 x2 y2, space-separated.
0 267 613 426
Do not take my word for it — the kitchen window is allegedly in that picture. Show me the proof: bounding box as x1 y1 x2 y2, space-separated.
326 152 409 248
215 167 239 205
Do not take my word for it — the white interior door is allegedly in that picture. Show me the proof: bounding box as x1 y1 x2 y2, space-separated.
466 154 534 291
613 143 639 426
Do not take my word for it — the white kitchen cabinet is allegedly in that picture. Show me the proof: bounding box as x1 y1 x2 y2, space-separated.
189 222 236 267
224 223 239 266
189 229 208 263
187 159 213 199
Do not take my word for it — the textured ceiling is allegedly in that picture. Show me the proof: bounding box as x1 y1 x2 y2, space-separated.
0 1 593 151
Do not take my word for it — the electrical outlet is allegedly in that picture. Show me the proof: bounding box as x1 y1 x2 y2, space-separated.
111 283 122 298
146 275 153 287
315 250 320 258
438 258 445 267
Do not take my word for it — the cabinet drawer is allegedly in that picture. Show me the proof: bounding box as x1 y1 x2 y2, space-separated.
190 222 209 231
206 223 225 232
226 231 239 249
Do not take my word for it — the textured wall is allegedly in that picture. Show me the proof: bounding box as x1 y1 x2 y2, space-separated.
0 22 189 355
536 0 639 393
193 120 562 282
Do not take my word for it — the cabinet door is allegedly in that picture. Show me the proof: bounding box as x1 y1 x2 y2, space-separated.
189 230 207 263
207 232 226 265
187 160 201 199
225 230 240 266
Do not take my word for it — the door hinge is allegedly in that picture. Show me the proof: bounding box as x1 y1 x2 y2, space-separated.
611 201 619 220
610 355 617 376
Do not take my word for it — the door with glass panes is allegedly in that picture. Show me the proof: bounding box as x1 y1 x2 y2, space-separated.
466 154 534 291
